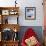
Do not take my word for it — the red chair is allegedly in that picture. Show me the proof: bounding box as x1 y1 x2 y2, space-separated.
21 28 41 46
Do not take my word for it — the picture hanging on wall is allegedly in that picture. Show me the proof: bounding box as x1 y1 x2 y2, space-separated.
25 7 36 20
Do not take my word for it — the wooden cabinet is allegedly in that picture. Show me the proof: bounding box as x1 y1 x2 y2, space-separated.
0 7 20 46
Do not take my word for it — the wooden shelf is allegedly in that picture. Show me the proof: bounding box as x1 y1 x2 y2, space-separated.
0 7 20 46
1 40 19 46
0 7 19 10
0 7 19 15
2 40 19 42
0 24 20 32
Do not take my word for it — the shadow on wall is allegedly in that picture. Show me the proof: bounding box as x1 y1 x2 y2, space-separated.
18 26 43 44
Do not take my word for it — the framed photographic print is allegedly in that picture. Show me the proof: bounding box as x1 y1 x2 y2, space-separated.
25 7 36 20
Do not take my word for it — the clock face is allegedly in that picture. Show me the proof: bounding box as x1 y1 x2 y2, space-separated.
2 10 9 15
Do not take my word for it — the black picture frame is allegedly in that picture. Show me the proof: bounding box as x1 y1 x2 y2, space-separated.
25 7 36 20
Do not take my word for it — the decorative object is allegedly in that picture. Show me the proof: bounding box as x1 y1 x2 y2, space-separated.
2 16 8 24
2 10 9 15
13 32 18 41
25 7 36 20
9 10 18 15
15 0 17 7
9 10 15 15
2 28 13 41
1 28 18 41
25 36 38 46
5 18 8 24
21 28 41 46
